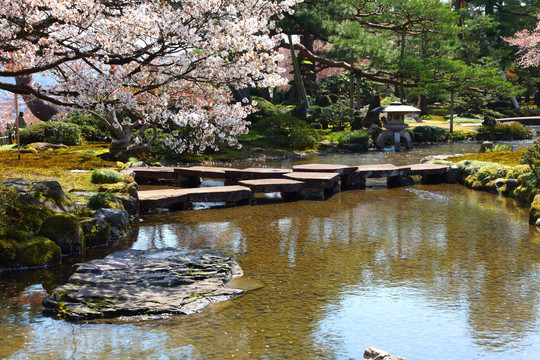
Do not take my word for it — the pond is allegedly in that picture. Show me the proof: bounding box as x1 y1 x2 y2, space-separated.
1 142 540 359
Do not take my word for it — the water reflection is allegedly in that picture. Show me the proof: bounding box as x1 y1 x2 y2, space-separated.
116 184 540 359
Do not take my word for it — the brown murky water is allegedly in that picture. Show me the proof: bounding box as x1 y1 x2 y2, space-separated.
1 144 540 359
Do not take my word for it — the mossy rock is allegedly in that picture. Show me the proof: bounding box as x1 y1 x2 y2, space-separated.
0 239 17 267
80 218 110 248
529 193 540 225
39 213 85 255
14 237 61 269
98 181 138 198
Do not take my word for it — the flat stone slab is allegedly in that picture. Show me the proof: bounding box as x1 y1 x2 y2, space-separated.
284 171 340 189
225 167 292 180
292 164 358 175
131 167 178 180
355 164 411 178
408 163 448 176
138 186 252 209
184 185 252 203
238 179 305 193
138 188 190 209
42 248 245 321
174 166 231 179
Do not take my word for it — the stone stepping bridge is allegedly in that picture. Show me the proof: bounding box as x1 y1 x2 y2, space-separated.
133 163 449 211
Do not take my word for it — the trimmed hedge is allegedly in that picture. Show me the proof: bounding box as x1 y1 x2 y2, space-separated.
19 121 81 146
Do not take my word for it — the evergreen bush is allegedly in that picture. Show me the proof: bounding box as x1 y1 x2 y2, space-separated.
66 113 114 141
411 126 448 143
335 131 371 151
476 123 534 141
253 114 319 150
448 129 476 141
19 121 81 146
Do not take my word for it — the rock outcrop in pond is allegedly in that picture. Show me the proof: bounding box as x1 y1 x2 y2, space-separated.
43 248 245 321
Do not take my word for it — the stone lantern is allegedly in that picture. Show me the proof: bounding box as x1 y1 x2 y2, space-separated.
371 101 421 152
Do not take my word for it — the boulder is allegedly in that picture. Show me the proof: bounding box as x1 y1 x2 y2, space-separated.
80 218 110 248
479 141 494 153
92 208 130 238
43 248 246 321
1 178 76 213
363 347 406 360
114 194 139 217
28 142 68 151
39 213 84 255
15 237 61 268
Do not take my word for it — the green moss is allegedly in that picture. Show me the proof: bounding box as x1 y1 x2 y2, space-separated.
80 218 110 248
529 194 540 224
14 236 61 268
38 213 84 255
91 169 124 184
87 192 123 210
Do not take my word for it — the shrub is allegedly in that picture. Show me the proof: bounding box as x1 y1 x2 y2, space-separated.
482 109 504 119
521 138 540 179
312 101 355 130
476 122 534 141
411 126 448 143
448 129 476 141
66 113 114 141
87 192 119 210
253 114 319 150
91 169 124 184
19 121 81 146
247 96 281 124
486 144 511 153
335 131 370 151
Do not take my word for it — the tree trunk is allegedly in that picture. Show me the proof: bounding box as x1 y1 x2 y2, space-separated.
15 75 59 121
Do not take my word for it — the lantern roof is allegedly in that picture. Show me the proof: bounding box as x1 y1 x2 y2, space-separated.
371 101 421 113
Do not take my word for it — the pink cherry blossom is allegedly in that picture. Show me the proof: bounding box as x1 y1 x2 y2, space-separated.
0 0 302 159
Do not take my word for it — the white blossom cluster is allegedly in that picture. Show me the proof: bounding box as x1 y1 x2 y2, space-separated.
0 0 302 154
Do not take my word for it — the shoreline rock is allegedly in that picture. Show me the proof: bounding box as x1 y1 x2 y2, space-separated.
42 248 246 321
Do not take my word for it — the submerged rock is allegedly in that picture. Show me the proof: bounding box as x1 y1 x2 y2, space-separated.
363 347 406 360
43 248 245 321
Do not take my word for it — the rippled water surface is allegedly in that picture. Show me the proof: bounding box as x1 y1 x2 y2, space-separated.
1 144 540 359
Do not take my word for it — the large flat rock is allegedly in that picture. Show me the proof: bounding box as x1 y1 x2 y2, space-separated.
131 167 178 181
184 185 253 203
174 166 231 179
292 164 358 175
225 167 292 180
408 163 448 176
238 178 305 193
138 186 253 209
138 188 190 209
42 248 245 321
284 172 340 189
355 164 411 178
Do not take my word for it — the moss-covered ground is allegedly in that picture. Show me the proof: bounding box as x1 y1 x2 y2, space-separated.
0 143 118 192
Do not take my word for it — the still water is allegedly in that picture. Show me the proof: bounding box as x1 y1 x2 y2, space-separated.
1 142 540 360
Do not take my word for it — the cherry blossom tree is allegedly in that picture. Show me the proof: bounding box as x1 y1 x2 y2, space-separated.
505 13 540 68
0 0 301 160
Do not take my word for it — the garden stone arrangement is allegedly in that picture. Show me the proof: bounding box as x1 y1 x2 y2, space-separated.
43 248 245 321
